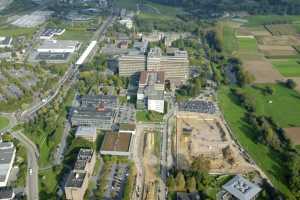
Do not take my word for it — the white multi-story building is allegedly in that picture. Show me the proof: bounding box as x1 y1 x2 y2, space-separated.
37 40 80 53
0 37 12 48
0 142 16 187
137 71 165 113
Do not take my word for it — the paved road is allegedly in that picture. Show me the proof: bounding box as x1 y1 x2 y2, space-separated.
11 131 39 200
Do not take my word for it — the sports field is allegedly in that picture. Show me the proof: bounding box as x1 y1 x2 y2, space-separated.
271 59 300 77
218 86 296 199
0 116 9 130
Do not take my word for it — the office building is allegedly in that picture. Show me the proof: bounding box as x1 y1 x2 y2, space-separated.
119 18 133 29
37 40 80 53
147 47 189 86
71 105 116 130
0 143 16 187
118 52 146 77
75 127 97 142
137 71 165 113
65 149 95 200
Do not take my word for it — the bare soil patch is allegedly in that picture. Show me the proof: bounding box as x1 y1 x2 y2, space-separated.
175 112 254 174
243 59 285 83
265 24 297 36
284 127 300 145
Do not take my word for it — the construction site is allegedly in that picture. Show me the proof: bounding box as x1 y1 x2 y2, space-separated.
175 112 254 174
142 130 160 200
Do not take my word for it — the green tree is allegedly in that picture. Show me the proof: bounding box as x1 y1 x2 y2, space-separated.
175 172 186 191
167 176 176 191
186 176 197 192
286 79 297 89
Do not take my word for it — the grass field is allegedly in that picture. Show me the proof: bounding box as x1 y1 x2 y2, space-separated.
0 25 36 37
222 25 238 54
240 84 300 127
271 59 300 77
218 86 295 199
136 111 163 122
57 29 93 41
0 116 9 130
245 15 300 27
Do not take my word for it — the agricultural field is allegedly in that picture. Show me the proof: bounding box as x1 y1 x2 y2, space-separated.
258 45 298 59
243 60 283 83
245 15 300 27
271 59 300 77
0 116 9 130
237 37 263 59
284 127 300 145
218 86 296 199
265 24 298 35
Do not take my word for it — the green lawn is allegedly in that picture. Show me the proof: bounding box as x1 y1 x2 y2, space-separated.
0 25 36 37
271 59 300 77
57 29 93 42
238 84 300 127
223 25 238 55
0 116 9 130
136 111 164 122
218 86 295 199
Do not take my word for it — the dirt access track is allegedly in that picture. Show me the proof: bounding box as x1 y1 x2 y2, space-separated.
175 112 254 174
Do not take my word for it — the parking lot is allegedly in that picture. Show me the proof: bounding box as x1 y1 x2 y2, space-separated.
117 105 136 124
104 164 129 200
178 100 217 114
11 11 53 27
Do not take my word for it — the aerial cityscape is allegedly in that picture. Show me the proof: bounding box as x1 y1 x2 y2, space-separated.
0 0 300 200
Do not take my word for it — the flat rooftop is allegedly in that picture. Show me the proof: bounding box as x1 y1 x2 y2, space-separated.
75 127 97 137
81 95 118 107
65 171 86 188
72 106 115 120
0 187 14 199
222 175 261 200
101 132 132 152
74 149 94 171
38 40 79 50
139 71 165 86
0 142 15 165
